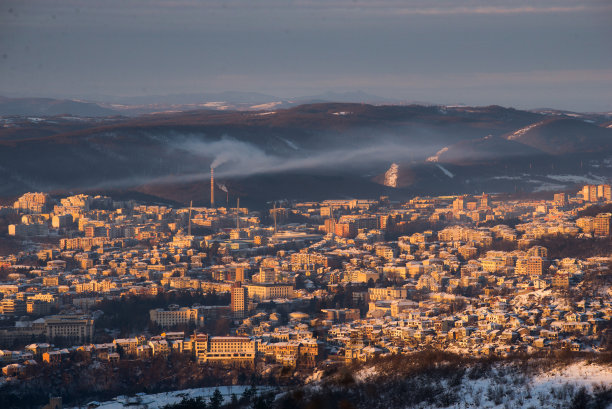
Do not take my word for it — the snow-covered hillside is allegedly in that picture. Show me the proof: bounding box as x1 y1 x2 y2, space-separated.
384 163 399 187
300 359 612 409
507 121 546 140
70 385 275 409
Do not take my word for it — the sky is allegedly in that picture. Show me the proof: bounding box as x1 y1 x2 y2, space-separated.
0 0 611 111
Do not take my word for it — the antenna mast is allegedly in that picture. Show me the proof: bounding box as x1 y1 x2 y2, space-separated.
236 197 240 230
273 202 277 233
210 166 215 208
188 200 192 236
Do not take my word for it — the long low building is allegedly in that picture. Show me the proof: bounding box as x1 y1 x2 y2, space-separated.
44 315 94 344
191 333 256 365
149 305 229 328
0 315 94 347
149 307 202 328
245 283 294 301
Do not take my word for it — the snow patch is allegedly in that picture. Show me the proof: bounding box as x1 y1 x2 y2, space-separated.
507 121 546 140
436 164 454 178
251 102 283 110
531 182 566 192
71 386 274 409
384 163 399 187
533 362 612 392
202 102 230 110
546 174 607 185
491 175 524 180
278 137 299 150
426 146 448 163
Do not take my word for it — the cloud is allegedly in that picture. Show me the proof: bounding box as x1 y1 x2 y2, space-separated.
390 5 597 16
4 0 609 23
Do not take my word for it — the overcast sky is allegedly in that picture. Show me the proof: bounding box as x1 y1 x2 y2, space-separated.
1 0 611 111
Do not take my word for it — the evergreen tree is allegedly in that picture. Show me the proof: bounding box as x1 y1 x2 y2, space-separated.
209 389 224 409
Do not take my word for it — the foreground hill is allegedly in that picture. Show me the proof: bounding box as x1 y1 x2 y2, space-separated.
283 354 612 409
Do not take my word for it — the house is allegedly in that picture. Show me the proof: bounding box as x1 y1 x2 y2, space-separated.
43 350 62 364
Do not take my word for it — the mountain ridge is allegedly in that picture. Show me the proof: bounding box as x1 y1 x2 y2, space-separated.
0 102 610 205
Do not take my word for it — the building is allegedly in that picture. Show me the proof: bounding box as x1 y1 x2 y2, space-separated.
584 184 612 202
453 196 466 211
245 284 294 301
368 287 408 301
231 282 247 318
552 272 570 288
526 256 544 277
553 193 567 207
235 266 246 282
334 222 356 238
600 184 612 201
594 213 611 236
13 192 50 213
51 214 73 229
479 193 490 208
149 306 204 328
0 298 27 315
192 333 256 365
8 222 49 237
113 338 139 355
582 185 598 202
45 315 94 344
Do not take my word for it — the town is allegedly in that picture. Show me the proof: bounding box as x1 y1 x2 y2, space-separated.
0 183 611 406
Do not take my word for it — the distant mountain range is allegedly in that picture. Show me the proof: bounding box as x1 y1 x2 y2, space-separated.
0 101 610 206
0 91 400 117
0 96 119 117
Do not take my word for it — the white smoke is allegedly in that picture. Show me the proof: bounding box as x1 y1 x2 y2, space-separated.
174 135 438 181
83 133 443 190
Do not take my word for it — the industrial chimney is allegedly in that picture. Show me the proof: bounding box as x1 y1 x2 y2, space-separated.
210 166 215 208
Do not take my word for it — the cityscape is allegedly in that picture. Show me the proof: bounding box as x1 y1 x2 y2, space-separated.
0 182 611 407
2 0 612 408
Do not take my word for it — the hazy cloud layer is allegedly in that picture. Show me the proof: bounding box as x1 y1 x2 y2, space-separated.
1 0 611 110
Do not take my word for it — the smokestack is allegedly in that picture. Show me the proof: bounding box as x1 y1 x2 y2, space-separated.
210 166 215 208
188 200 192 236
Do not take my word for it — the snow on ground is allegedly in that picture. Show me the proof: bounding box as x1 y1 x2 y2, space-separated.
71 385 274 409
250 102 283 110
491 175 524 180
354 366 379 382
531 181 567 192
426 146 448 163
419 362 612 409
510 288 553 307
546 174 607 185
507 121 545 140
533 362 612 392
202 102 230 109
384 163 399 187
436 164 454 178
278 137 299 150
